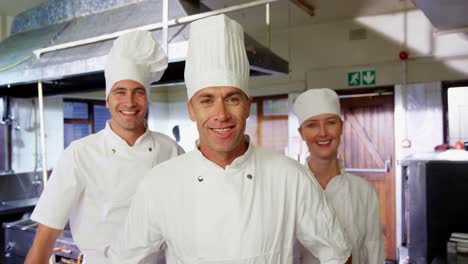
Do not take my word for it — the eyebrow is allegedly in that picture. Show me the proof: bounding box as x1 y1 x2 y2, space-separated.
305 116 339 122
111 87 126 92
224 91 244 98
111 86 145 92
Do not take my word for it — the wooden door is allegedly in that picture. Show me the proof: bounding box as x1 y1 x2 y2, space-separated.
246 95 289 154
337 89 396 261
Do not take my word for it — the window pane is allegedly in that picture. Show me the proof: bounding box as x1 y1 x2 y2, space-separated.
263 98 288 116
93 105 111 132
246 102 258 145
64 102 88 119
448 87 468 145
260 119 288 154
0 125 7 171
0 97 9 171
64 123 90 148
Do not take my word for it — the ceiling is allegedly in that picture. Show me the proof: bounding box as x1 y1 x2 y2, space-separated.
4 0 468 35
410 0 468 31
0 0 416 27
201 0 415 32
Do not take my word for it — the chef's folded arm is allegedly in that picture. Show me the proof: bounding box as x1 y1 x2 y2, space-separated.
295 170 352 264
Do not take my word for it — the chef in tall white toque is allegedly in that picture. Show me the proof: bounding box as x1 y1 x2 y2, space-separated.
110 14 351 264
25 30 184 264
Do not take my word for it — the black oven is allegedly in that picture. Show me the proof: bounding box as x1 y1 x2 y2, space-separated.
400 159 468 263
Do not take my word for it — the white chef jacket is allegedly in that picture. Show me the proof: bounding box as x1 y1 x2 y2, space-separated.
31 122 183 263
110 140 351 264
295 170 384 264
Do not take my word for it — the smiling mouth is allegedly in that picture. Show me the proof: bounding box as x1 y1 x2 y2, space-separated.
212 127 232 133
316 140 332 145
121 110 137 115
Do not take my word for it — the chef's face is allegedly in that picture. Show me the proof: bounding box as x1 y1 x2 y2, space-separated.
107 79 148 135
187 86 252 160
298 114 343 161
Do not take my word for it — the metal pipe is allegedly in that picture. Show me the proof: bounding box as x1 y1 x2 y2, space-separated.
338 91 393 99
38 80 52 264
266 3 270 48
37 81 48 185
345 160 391 173
34 0 279 58
162 0 168 54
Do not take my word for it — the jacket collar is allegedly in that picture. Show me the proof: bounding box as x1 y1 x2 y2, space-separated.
193 135 254 171
103 121 151 147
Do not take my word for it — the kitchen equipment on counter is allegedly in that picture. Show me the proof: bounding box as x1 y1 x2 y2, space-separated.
3 218 80 263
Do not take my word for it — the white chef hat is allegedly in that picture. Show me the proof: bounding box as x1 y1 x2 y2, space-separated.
184 14 250 100
293 88 341 125
105 30 168 99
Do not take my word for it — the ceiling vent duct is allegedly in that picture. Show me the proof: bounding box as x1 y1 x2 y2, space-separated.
349 28 367 41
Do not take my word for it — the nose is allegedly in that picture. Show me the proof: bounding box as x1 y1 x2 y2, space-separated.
123 93 137 106
213 100 230 121
318 122 327 136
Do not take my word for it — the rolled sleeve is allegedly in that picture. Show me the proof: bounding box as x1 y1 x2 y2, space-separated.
31 144 85 229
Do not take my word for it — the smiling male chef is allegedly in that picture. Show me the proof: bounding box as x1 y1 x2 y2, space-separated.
109 14 351 264
25 30 183 264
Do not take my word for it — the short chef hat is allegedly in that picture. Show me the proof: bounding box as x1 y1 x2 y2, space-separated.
184 14 250 99
293 88 341 125
105 30 167 99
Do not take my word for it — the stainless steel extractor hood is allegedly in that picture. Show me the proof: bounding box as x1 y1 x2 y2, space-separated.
0 0 288 97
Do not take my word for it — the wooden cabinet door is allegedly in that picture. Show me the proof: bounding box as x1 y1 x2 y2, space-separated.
338 91 396 261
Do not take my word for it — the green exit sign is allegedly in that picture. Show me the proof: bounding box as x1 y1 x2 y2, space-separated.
348 70 376 87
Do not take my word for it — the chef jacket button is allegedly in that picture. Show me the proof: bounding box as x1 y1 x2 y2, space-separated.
246 174 253 180
198 176 204 182
148 147 152 152
112 149 116 154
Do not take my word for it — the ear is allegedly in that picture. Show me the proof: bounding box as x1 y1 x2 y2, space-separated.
186 99 196 121
106 100 109 108
245 96 253 118
339 119 344 136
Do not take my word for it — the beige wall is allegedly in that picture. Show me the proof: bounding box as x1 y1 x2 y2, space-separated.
247 9 468 94
13 8 468 171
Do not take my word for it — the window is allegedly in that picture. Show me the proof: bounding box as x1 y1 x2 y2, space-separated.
246 96 289 154
0 123 8 172
443 81 468 147
0 97 11 172
447 86 468 145
64 100 110 148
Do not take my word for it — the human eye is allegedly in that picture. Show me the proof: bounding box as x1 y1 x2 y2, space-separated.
327 119 337 125
113 89 125 95
135 88 147 96
327 117 341 126
199 97 213 105
226 96 240 105
305 122 318 128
